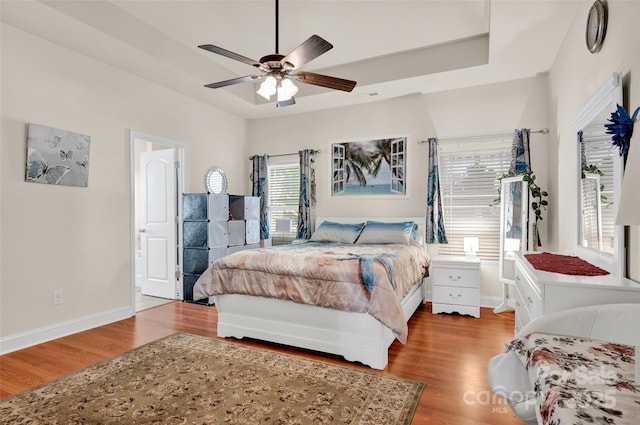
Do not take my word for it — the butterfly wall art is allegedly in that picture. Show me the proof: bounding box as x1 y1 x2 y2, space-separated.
25 123 90 187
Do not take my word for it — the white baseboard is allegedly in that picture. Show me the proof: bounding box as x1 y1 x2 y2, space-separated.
0 306 134 355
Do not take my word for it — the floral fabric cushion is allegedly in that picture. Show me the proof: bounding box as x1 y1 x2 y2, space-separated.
506 332 639 425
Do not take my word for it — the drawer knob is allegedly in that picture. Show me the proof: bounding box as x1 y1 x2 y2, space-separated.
449 292 462 299
526 296 533 307
448 275 462 282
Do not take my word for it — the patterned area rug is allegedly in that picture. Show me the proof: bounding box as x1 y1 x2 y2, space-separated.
0 333 424 424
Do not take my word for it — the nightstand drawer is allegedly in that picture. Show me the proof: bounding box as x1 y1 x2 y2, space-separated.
433 285 479 306
431 267 479 288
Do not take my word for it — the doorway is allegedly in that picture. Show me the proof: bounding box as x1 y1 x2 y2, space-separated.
129 131 187 312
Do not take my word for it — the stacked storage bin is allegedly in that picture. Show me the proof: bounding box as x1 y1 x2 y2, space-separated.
181 193 261 305
208 194 230 265
182 193 212 304
229 195 261 250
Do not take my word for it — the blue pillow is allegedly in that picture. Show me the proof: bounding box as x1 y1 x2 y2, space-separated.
355 221 416 245
410 223 419 240
310 221 365 243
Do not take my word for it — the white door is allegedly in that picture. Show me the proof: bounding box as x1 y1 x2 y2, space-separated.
140 149 177 298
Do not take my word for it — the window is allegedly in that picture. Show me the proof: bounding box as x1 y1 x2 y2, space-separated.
269 163 299 244
438 138 511 260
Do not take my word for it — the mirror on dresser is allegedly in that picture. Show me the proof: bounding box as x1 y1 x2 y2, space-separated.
571 72 625 276
498 176 531 283
495 175 533 313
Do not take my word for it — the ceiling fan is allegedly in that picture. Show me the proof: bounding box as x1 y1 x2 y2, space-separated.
198 0 357 107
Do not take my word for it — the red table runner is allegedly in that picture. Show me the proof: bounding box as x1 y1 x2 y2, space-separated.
524 252 609 276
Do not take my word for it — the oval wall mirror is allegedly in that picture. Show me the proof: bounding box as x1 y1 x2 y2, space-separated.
204 166 228 194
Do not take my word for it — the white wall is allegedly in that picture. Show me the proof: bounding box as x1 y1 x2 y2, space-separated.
548 0 640 280
0 24 246 351
5 0 638 352
247 75 551 304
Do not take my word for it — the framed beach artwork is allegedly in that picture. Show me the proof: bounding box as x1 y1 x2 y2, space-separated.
331 136 406 196
25 123 90 187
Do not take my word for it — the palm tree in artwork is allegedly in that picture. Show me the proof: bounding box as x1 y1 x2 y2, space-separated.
344 143 373 186
370 139 393 179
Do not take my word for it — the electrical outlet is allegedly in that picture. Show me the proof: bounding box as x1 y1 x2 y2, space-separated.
52 290 64 305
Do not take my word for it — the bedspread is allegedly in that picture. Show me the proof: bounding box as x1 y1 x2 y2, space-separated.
193 241 430 343
506 332 640 425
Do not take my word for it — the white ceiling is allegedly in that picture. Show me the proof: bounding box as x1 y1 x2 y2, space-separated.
1 0 582 119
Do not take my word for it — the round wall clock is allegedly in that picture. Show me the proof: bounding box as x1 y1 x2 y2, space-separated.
586 0 607 54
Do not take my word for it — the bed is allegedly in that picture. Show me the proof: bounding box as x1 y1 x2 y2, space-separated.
193 216 430 369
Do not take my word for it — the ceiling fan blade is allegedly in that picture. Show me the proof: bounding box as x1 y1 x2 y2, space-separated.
281 35 333 69
295 72 357 92
204 75 261 89
277 97 296 108
198 44 262 68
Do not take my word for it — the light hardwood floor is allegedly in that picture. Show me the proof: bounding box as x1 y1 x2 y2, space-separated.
0 302 522 424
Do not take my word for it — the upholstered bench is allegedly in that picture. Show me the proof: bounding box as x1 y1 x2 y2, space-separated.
487 304 640 425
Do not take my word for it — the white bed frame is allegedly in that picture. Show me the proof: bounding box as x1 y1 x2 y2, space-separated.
214 216 427 370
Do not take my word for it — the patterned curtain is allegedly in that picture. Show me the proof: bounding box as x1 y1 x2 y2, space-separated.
426 138 448 244
296 149 317 239
251 154 271 241
510 128 540 246
578 130 587 169
510 129 531 173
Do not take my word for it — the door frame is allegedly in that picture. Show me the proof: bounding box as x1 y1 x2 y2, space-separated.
129 130 188 314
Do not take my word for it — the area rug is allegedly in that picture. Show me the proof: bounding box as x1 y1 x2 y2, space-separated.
0 333 423 424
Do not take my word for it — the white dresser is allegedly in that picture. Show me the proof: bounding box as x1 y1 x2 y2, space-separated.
513 252 640 333
430 255 481 318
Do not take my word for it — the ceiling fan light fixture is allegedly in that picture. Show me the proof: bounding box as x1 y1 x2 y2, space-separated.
278 78 298 101
257 76 277 100
200 0 356 108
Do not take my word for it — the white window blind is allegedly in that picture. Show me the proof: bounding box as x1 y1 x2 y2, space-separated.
438 138 512 260
269 163 300 237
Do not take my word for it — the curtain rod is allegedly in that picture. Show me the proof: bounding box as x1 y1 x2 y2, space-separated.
418 128 549 144
249 149 320 160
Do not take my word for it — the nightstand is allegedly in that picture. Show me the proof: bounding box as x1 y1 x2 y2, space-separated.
430 255 481 318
